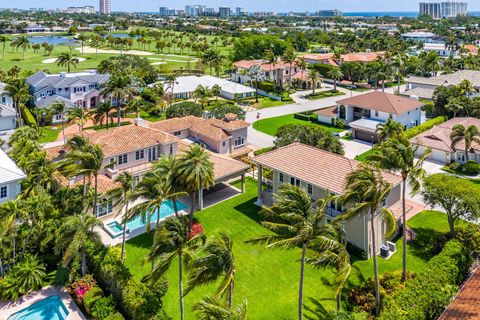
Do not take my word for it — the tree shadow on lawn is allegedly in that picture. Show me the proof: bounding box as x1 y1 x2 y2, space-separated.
125 231 154 249
233 196 263 224
408 227 447 260
304 297 335 320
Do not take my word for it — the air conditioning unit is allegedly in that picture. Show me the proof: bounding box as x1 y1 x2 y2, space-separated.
106 167 119 179
387 241 397 253
380 244 390 258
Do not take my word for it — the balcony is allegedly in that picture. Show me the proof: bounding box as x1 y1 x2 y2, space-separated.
326 206 343 218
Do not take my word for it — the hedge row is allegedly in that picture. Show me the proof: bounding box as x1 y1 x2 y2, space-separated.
379 240 472 320
404 116 448 139
20 105 37 127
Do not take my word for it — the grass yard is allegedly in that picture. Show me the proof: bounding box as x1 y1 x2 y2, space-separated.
305 90 345 100
124 178 450 319
354 149 374 162
38 126 60 143
251 97 294 109
253 113 344 136
127 111 166 122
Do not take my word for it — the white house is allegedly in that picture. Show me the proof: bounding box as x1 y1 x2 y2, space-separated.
168 75 255 100
410 117 480 164
0 82 16 132
0 149 26 204
316 92 425 143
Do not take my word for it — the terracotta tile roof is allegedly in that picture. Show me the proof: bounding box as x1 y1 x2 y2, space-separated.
410 117 480 152
314 106 338 117
148 116 249 142
233 59 298 71
302 53 335 61
252 143 401 194
336 92 424 115
439 267 480 320
463 44 479 56
341 52 384 63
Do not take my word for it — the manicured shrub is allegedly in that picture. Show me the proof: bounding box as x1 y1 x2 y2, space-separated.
335 118 346 129
104 312 125 320
404 116 448 139
207 104 246 120
188 222 204 239
69 274 96 302
379 240 472 320
91 295 116 320
253 146 274 156
462 160 480 174
166 101 203 118
258 81 275 92
21 105 37 127
83 285 104 313
293 113 311 121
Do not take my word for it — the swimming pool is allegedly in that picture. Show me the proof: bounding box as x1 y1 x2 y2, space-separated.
126 200 188 230
8 295 68 320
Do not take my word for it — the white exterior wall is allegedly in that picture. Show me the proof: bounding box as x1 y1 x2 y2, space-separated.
0 115 16 131
392 107 423 128
0 180 22 204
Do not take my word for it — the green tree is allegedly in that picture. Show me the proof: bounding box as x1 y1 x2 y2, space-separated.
101 75 137 126
5 78 30 127
56 51 79 73
51 100 68 143
67 105 88 131
14 36 30 61
187 234 236 308
144 216 205 320
248 184 340 320
193 296 247 320
282 47 297 91
422 174 480 237
193 85 212 109
375 118 404 142
0 35 9 61
0 256 46 301
338 164 397 316
151 156 185 217
450 124 480 161
77 33 89 54
327 67 344 92
368 137 430 281
56 213 102 276
177 144 215 228
166 102 203 118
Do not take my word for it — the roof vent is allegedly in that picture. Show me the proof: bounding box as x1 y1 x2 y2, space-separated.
224 113 237 122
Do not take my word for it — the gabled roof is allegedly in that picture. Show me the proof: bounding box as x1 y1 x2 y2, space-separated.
27 71 110 92
406 70 480 87
410 117 480 152
35 95 75 109
336 92 424 115
252 143 401 194
0 149 26 185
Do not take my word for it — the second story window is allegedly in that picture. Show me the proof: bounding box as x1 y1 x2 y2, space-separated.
169 144 174 155
117 154 128 165
135 149 145 160
234 136 245 147
0 185 7 199
279 172 284 182
307 184 313 195
174 131 181 136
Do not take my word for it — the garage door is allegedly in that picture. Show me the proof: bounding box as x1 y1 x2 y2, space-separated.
353 129 378 143
417 146 448 164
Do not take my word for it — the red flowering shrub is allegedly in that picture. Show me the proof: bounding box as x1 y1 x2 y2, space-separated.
68 274 96 302
189 223 204 239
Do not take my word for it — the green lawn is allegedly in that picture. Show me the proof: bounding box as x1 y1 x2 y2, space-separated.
253 97 294 109
127 111 166 122
305 90 345 100
253 113 344 136
38 126 60 143
354 149 374 162
124 178 450 319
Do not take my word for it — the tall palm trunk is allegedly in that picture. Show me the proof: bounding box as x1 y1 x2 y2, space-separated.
465 142 470 162
189 192 196 229
228 274 235 309
336 292 341 311
152 203 162 271
179 251 185 320
288 64 293 91
121 202 129 264
12 237 16 265
298 242 307 320
402 179 407 282
81 247 87 276
173 198 179 218
370 211 380 316
117 99 122 127
93 174 99 216
0 257 4 277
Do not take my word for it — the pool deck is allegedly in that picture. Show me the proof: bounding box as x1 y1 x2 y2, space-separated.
0 286 86 320
97 183 243 246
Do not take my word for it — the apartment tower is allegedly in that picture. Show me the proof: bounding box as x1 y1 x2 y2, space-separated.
99 0 111 14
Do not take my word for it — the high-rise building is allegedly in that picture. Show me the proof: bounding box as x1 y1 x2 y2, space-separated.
99 0 111 14
419 1 467 19
235 7 246 16
159 7 175 16
65 6 95 14
316 9 342 17
219 7 231 18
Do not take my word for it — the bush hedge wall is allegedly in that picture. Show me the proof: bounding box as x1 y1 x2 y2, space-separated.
404 116 448 139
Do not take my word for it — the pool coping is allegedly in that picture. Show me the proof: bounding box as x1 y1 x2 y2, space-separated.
0 286 86 320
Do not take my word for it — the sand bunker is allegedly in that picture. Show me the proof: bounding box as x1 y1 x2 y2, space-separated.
42 57 86 64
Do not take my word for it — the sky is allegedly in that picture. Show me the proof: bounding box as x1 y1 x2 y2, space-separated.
8 0 478 13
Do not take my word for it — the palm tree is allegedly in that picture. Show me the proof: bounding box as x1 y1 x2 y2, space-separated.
193 296 247 320
89 101 112 128
14 36 30 60
52 100 68 143
368 137 430 282
309 68 320 94
64 144 111 216
187 234 236 308
77 33 89 54
450 124 480 162
445 96 467 118
338 164 397 316
211 84 221 101
144 216 205 320
0 35 9 61
5 78 29 127
56 213 102 276
67 105 88 131
0 201 21 266
177 144 215 228
193 85 212 109
1 255 46 301
56 51 79 73
248 184 340 320
282 47 297 91
375 118 404 142
152 156 185 217
247 64 265 103
101 75 137 126
107 172 136 264
328 67 343 92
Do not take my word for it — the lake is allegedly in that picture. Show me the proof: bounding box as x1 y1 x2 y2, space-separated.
27 36 78 45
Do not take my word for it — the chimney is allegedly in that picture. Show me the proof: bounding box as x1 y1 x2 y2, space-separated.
134 116 147 127
224 113 237 122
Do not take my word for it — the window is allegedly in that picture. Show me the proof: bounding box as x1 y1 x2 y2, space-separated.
135 149 144 160
133 175 140 186
148 147 157 162
0 185 7 199
374 111 379 117
290 177 300 186
96 200 113 217
457 153 466 162
169 144 174 155
223 141 226 147
117 154 128 165
234 136 245 147
173 131 181 136
2 97 6 103
307 184 313 195
279 172 284 182
55 114 63 121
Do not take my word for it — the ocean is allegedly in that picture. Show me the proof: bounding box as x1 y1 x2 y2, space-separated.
344 11 480 17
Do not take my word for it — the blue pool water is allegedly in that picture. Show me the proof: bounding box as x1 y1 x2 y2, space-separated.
8 295 68 320
126 200 187 231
